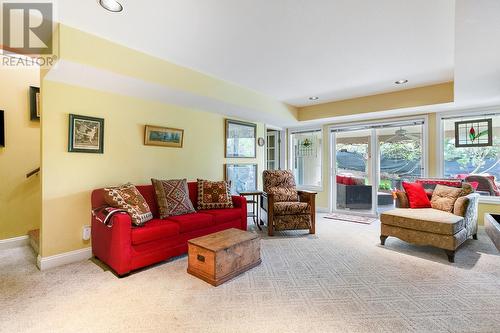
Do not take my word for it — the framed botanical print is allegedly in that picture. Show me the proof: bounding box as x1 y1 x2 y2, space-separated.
454 118 492 147
225 119 256 158
68 114 104 153
29 86 40 121
144 125 184 148
224 163 258 194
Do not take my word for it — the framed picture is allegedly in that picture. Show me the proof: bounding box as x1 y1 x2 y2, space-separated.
68 114 104 153
0 110 4 147
144 125 184 148
454 118 492 147
224 163 258 194
225 119 256 158
29 86 40 121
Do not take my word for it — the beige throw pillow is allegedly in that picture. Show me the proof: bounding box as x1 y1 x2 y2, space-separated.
430 185 463 213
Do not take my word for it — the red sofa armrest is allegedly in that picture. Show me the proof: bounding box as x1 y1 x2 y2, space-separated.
91 213 133 276
231 195 247 230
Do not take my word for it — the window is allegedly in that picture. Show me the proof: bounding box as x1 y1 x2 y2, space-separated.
290 129 322 189
442 112 500 198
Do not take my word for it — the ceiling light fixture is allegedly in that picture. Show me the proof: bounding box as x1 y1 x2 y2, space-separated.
308 96 319 101
99 0 123 13
395 79 408 85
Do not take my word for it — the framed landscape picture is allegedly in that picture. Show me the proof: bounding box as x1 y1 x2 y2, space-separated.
29 86 40 121
144 125 184 148
225 163 258 194
454 118 492 147
68 114 104 153
225 119 256 158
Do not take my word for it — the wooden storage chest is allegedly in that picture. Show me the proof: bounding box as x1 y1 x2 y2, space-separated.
187 228 261 286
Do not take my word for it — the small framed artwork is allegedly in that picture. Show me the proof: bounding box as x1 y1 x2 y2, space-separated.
68 114 104 153
144 125 184 148
29 86 40 121
225 119 256 158
0 110 4 147
454 118 492 147
224 163 258 194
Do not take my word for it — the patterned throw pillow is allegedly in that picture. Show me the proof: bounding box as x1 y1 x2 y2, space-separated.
103 183 153 226
430 185 463 213
197 179 233 210
151 178 195 218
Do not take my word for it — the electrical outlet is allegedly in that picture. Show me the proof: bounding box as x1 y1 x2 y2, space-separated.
82 225 91 241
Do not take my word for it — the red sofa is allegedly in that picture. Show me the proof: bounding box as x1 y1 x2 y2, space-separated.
91 182 247 276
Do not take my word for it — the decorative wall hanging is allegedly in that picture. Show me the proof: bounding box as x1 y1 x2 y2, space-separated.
454 118 492 147
68 114 104 153
0 110 4 147
29 86 40 121
224 163 258 194
144 125 184 148
257 137 265 147
225 119 256 158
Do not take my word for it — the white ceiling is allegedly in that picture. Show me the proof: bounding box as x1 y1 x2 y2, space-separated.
56 0 455 107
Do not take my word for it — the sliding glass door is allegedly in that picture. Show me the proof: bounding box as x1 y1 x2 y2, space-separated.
334 129 375 214
376 124 424 213
331 120 425 216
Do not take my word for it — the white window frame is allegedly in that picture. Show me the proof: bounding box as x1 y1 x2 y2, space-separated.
328 115 429 215
288 127 323 191
437 106 500 204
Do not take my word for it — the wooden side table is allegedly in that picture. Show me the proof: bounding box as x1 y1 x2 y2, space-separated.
239 191 263 230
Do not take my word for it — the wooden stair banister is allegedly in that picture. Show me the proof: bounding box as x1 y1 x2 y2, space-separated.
26 167 40 178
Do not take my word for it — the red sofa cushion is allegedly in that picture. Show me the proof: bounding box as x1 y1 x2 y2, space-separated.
131 219 180 245
166 212 214 233
202 208 242 225
403 182 432 208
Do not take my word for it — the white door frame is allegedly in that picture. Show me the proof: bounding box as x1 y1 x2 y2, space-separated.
264 125 286 170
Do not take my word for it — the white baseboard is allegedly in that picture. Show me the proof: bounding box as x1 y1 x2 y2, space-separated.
37 247 92 271
0 235 29 250
316 207 330 213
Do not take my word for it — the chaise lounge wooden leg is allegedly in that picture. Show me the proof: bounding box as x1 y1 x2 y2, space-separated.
380 235 388 245
445 250 455 263
473 233 478 240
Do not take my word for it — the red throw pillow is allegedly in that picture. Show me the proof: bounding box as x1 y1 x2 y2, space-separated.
402 181 432 208
469 181 479 190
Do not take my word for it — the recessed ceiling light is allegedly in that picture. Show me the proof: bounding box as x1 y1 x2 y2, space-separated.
308 96 319 101
395 79 408 84
99 0 123 13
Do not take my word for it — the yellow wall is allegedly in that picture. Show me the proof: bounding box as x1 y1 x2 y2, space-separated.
0 66 41 240
41 81 264 257
298 82 454 121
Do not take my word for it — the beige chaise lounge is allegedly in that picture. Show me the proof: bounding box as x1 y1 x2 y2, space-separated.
380 190 479 262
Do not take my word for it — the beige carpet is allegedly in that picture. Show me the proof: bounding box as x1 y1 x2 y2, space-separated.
1 215 500 333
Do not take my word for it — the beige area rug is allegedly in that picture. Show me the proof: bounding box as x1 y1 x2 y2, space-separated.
1 216 500 333
324 213 378 224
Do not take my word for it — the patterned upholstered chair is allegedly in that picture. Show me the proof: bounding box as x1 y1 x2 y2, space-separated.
262 170 316 236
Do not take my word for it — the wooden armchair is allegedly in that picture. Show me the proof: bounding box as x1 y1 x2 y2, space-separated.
262 170 316 236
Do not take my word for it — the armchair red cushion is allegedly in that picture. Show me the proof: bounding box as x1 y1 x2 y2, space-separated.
131 219 180 245
402 181 432 208
166 212 214 233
